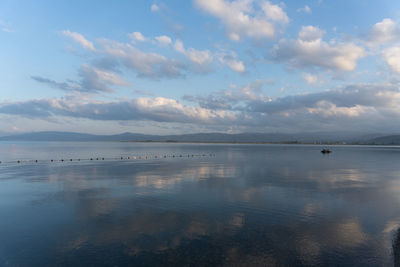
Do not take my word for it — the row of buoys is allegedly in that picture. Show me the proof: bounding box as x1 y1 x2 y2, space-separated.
0 153 216 165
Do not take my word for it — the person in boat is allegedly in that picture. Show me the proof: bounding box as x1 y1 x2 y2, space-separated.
321 148 332 153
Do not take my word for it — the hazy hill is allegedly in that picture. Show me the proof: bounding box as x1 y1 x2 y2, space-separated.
0 131 390 143
365 135 400 145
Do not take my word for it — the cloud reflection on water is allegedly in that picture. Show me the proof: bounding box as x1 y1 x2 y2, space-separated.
1 144 399 266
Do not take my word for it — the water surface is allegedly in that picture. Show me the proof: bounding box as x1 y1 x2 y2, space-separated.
1 142 400 266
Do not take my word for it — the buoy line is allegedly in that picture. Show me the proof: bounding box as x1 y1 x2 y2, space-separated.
0 153 216 166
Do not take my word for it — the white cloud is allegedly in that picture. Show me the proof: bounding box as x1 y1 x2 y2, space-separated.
303 73 320 85
272 25 365 71
173 39 185 53
298 25 325 41
151 4 160 12
307 101 368 118
62 30 96 51
223 58 245 73
194 0 288 41
173 40 213 65
261 1 289 24
382 45 400 73
236 80 266 100
368 18 400 46
82 65 130 87
62 31 224 80
134 97 237 123
297 5 311 14
217 51 245 73
101 40 186 79
155 35 172 46
128 31 148 43
32 65 130 93
78 64 130 92
31 76 82 92
184 80 270 109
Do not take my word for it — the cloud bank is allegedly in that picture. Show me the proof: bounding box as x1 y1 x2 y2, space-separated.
3 82 400 132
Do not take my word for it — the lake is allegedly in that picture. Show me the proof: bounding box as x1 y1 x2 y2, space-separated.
0 142 399 266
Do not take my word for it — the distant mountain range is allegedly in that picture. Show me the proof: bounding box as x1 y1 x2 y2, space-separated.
366 135 400 145
0 131 398 144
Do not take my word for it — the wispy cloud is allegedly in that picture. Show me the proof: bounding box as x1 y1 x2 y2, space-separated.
1 27 14 33
32 65 130 93
62 30 96 51
297 5 311 14
101 40 188 79
0 20 15 32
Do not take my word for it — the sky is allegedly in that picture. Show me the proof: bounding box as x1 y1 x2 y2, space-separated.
1 0 400 135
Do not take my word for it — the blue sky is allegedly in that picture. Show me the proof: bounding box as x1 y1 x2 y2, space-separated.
1 0 400 135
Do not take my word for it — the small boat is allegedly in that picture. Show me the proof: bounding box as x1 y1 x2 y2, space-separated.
321 148 332 154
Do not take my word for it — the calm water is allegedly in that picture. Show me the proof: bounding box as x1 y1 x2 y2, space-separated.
1 142 400 266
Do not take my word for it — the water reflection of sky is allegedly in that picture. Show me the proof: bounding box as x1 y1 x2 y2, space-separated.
1 143 400 266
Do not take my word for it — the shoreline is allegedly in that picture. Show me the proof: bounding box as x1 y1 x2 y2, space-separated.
1 140 399 146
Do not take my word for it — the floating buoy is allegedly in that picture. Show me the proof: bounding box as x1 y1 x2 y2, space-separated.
0 151 215 166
